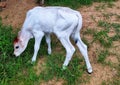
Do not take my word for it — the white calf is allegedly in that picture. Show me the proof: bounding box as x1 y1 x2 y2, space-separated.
13 6 92 73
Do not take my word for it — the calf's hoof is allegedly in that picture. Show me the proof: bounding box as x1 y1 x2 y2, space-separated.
31 61 36 65
62 65 67 70
48 50 51 55
87 67 93 74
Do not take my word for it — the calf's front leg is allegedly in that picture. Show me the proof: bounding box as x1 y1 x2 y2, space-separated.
59 37 75 69
32 32 44 62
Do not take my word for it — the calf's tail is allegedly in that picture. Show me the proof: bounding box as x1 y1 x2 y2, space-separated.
71 12 82 44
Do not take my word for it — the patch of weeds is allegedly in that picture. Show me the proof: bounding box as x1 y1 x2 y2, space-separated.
45 0 93 7
116 14 120 19
95 0 116 11
93 0 117 2
77 0 92 5
83 28 96 35
93 30 112 48
107 2 115 8
9 68 39 85
0 19 16 84
90 15 97 22
98 20 120 33
95 4 106 11
38 0 116 9
111 34 120 41
97 21 120 47
110 23 120 41
102 13 114 19
40 54 85 85
45 0 82 9
0 28 11 83
110 80 120 85
97 50 109 64
98 20 111 31
101 81 107 85
97 20 120 42
44 0 117 5
36 0 117 9
111 23 120 33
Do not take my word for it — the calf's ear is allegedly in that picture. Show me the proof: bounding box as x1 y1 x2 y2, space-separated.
19 37 24 47
19 37 23 42
18 31 24 44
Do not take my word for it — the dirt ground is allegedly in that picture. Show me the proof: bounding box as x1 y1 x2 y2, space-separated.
0 0 36 28
0 0 120 85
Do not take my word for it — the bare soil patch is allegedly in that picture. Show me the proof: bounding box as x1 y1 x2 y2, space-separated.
106 55 119 64
40 78 65 85
34 57 46 75
0 0 37 28
82 64 117 85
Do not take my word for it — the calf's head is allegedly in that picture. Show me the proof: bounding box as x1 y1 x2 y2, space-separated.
13 31 32 57
13 37 26 57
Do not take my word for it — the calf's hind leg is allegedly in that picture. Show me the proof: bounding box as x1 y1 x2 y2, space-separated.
72 33 93 73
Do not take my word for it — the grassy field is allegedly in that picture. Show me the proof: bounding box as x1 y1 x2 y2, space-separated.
37 0 118 9
0 0 120 85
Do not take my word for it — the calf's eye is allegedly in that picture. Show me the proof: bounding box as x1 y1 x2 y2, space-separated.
16 46 19 49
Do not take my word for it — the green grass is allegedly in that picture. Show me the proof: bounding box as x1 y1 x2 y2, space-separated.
97 20 120 40
91 20 120 48
40 54 85 85
94 18 119 85
45 0 83 9
36 0 117 9
97 50 109 63
93 0 117 2
102 13 114 19
0 17 86 85
0 17 40 84
93 30 112 48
